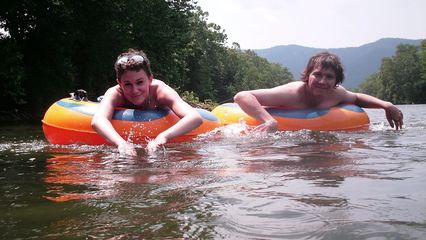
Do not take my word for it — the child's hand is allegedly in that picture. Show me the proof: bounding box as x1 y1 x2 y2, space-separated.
253 120 278 132
146 140 159 154
118 142 137 156
385 105 403 130
146 134 168 154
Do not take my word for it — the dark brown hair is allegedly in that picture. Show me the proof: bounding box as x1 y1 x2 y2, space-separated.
114 48 152 80
300 51 344 86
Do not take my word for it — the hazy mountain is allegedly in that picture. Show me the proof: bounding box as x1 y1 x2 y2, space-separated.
254 38 423 89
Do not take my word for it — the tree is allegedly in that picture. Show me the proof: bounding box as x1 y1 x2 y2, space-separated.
183 6 228 100
417 40 426 103
388 44 420 103
357 73 381 97
0 37 26 108
230 49 293 92
359 43 424 104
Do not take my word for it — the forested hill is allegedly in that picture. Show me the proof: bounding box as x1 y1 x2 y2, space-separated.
254 38 424 89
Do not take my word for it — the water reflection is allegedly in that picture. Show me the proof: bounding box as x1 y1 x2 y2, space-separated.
213 130 372 188
44 153 113 202
43 144 215 202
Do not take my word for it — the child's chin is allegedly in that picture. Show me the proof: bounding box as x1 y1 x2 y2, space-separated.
128 97 144 105
314 86 331 92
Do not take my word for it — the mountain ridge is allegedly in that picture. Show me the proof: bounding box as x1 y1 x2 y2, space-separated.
253 38 424 89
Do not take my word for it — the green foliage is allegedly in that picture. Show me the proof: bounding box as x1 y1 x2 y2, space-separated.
0 0 293 118
217 48 294 101
181 90 217 111
229 49 293 91
0 38 26 106
418 40 426 101
183 7 228 100
357 72 381 96
358 41 426 104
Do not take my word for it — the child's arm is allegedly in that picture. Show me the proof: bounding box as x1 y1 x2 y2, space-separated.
354 93 403 130
233 84 301 132
341 89 403 130
150 83 203 148
233 89 278 132
91 87 137 156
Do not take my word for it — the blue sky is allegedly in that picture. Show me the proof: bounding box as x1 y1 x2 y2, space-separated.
196 0 426 49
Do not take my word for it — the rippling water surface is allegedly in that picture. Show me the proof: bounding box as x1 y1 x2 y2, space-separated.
1 105 426 239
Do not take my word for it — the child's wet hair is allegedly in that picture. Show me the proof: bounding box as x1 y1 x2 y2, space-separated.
114 49 152 80
301 51 344 86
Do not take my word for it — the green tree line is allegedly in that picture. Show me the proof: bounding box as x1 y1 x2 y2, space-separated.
0 0 293 120
356 40 426 104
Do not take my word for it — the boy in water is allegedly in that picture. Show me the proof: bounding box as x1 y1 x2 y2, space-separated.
92 49 202 156
234 51 403 132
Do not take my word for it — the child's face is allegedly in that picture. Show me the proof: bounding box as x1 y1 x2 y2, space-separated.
118 70 152 106
307 66 337 93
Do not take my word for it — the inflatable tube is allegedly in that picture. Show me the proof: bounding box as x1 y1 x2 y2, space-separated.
212 103 370 131
42 98 221 145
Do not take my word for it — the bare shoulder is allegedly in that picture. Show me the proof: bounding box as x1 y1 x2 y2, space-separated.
247 81 304 106
275 81 304 92
105 85 120 95
151 79 176 95
268 81 305 99
103 85 124 106
251 81 302 95
151 79 181 106
151 79 167 87
335 85 357 103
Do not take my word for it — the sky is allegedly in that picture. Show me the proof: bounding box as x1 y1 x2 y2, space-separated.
196 0 426 49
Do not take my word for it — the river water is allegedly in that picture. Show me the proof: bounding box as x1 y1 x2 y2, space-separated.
1 105 426 239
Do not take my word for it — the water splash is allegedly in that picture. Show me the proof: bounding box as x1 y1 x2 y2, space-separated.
370 121 389 131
